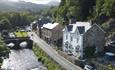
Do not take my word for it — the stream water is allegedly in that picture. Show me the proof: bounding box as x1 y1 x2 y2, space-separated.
1 49 47 70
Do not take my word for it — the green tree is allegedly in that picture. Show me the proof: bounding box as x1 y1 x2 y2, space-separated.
102 0 115 17
95 0 104 17
84 46 96 58
0 37 10 66
0 18 11 30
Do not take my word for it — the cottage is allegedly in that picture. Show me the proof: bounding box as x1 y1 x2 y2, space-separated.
41 23 63 46
63 22 91 59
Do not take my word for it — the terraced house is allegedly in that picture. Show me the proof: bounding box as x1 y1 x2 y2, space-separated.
63 22 105 59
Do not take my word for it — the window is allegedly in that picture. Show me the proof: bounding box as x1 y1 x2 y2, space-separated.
71 37 73 41
66 35 68 40
76 45 80 52
76 37 79 43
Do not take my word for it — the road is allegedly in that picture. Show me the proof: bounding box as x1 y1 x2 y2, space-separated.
28 32 83 70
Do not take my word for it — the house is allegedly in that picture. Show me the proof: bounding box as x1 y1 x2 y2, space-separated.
30 18 52 37
63 22 91 59
41 22 63 47
36 18 51 38
63 22 106 59
83 23 106 56
30 20 38 31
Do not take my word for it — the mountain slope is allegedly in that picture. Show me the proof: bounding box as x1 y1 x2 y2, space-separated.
0 1 49 12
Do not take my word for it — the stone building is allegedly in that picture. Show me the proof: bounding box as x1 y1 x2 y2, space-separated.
83 23 106 54
41 23 63 46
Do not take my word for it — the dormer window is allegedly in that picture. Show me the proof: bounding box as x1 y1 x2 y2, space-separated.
77 26 85 34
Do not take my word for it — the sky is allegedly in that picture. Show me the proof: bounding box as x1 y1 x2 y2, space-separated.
9 0 61 4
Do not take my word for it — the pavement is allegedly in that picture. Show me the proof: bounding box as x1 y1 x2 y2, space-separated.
28 32 83 70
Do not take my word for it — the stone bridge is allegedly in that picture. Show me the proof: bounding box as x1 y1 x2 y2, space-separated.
4 37 33 49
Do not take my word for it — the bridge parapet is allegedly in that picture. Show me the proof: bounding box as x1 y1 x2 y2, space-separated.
2 31 33 49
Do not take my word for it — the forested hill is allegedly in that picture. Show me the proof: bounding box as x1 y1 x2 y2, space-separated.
0 1 50 12
56 0 114 21
54 0 115 38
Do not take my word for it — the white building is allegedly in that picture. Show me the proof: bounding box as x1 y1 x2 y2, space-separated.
63 22 91 59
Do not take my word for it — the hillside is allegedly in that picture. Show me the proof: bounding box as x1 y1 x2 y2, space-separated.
54 0 115 38
0 1 49 12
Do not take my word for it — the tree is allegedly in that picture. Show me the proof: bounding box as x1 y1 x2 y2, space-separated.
0 37 10 66
56 0 96 23
95 0 104 17
67 6 81 20
80 0 96 20
0 18 11 30
84 46 96 58
102 0 115 17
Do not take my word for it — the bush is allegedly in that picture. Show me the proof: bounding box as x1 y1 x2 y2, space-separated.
33 44 64 70
84 46 96 58
0 36 10 67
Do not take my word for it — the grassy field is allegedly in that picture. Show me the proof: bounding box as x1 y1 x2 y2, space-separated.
14 31 28 37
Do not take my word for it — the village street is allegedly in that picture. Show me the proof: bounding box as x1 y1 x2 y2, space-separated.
28 32 83 70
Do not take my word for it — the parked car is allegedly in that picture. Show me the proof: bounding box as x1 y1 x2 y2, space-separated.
84 64 96 70
108 41 115 47
103 52 115 63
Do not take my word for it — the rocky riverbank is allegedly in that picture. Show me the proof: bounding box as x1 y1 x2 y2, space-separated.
1 49 47 70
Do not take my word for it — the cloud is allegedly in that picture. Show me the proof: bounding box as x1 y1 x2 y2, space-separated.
8 0 60 4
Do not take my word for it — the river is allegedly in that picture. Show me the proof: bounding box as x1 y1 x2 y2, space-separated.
1 49 47 70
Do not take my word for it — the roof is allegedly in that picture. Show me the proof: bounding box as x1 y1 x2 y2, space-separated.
64 22 91 34
42 23 59 29
93 23 106 33
76 22 91 32
32 20 37 24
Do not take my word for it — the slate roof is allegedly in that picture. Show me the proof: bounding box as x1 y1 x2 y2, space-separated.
64 22 91 34
93 23 106 33
42 23 59 29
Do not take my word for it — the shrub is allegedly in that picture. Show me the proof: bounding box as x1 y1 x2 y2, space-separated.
33 44 64 70
84 46 96 58
0 36 10 67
